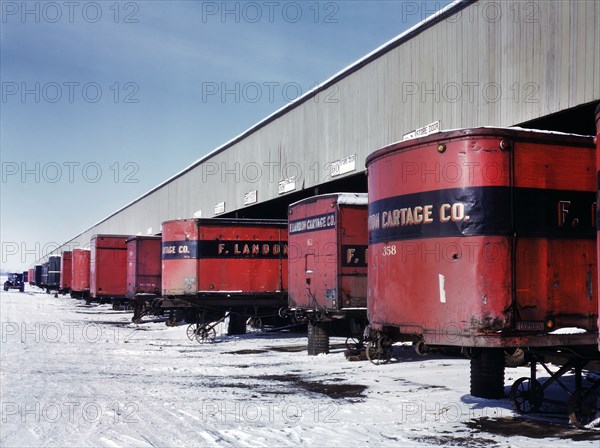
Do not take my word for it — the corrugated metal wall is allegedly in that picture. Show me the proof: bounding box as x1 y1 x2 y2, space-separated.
48 0 600 256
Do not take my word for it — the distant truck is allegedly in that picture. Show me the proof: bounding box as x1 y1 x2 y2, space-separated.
4 273 25 292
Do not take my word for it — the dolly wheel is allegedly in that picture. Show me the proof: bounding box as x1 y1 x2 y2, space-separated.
510 377 544 413
366 337 392 365
568 388 600 427
246 317 263 332
196 326 216 344
186 323 199 341
345 336 364 351
278 307 289 319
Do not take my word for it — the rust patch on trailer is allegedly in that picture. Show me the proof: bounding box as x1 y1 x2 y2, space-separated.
466 417 600 441
470 315 506 332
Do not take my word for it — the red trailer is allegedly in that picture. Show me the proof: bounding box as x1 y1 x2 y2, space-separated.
59 251 72 295
126 235 162 322
287 193 369 355
90 234 128 305
71 248 91 299
160 218 288 340
365 127 598 421
28 268 34 286
597 103 600 352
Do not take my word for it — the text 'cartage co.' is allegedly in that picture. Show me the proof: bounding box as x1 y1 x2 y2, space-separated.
289 212 337 235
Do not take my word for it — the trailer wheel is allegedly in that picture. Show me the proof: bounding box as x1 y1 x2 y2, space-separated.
196 326 216 344
345 336 364 351
227 313 247 335
247 317 263 332
510 377 543 413
366 336 392 365
307 322 329 356
186 323 199 341
567 387 600 427
470 348 505 399
112 300 121 311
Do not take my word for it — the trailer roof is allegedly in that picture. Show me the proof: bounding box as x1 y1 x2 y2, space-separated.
367 126 595 166
162 218 288 227
289 192 368 208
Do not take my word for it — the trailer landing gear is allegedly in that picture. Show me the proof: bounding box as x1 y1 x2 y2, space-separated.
345 336 364 351
365 334 393 365
568 387 600 427
509 351 600 427
186 322 217 344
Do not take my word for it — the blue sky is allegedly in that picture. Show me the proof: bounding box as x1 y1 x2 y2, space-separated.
1 1 451 271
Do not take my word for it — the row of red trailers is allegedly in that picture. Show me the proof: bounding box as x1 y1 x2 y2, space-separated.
26 107 600 426
29 236 162 309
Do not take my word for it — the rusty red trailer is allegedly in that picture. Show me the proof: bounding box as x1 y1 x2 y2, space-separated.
126 235 162 321
90 235 128 304
597 103 600 354
160 218 288 339
287 193 369 354
60 251 72 294
28 268 34 285
366 127 598 403
71 249 91 299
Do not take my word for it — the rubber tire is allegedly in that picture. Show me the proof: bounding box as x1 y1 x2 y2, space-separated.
307 322 329 356
470 348 505 398
504 348 527 367
227 313 247 335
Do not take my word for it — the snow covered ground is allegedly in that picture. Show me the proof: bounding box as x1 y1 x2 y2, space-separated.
1 286 599 447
